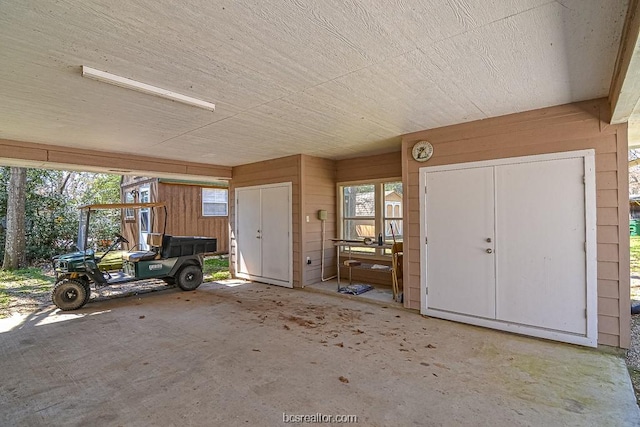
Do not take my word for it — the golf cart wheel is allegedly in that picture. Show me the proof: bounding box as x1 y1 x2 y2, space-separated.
176 265 203 291
79 279 91 305
52 279 88 311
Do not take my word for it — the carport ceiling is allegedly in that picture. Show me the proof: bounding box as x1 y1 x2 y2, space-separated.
0 1 629 166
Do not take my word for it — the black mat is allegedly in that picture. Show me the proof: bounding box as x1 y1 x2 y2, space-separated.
338 284 374 295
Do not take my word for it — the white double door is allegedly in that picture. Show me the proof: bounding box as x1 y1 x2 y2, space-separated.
236 183 292 288
422 151 597 347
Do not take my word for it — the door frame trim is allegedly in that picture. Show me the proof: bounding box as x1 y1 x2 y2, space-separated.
138 185 151 250
419 150 597 347
234 182 293 288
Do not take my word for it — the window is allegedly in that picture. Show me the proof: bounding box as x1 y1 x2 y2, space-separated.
339 180 403 255
124 192 135 220
202 188 228 216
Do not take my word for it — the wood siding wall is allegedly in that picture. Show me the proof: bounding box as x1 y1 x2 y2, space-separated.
157 183 229 254
230 155 302 287
300 155 337 285
120 179 228 253
401 99 630 348
336 151 402 182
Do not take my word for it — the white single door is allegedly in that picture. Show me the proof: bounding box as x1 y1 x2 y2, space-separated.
425 167 496 319
236 188 262 277
495 157 587 334
139 187 151 250
261 185 292 286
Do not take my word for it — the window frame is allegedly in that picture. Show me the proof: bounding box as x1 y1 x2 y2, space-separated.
124 191 135 220
139 186 151 233
337 178 403 258
202 187 229 217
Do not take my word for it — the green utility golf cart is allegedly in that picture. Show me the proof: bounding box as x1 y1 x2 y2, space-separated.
51 202 217 311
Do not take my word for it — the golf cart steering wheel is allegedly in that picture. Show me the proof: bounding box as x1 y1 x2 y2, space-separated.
115 233 129 244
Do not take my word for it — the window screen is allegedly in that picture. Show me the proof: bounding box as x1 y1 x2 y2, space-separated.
203 188 228 216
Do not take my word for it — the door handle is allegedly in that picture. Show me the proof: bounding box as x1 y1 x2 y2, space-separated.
256 236 261 239
486 248 493 254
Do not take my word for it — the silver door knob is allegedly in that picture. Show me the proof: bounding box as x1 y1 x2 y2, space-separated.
486 238 492 243
486 248 493 254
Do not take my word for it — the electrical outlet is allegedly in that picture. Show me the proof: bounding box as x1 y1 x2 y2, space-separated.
306 257 311 265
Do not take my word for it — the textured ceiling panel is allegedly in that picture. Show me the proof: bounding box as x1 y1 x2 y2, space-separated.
0 0 629 166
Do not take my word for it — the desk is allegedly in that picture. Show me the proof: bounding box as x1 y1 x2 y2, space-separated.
332 240 392 290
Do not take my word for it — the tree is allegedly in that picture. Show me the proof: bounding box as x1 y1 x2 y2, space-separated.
631 149 640 195
0 168 122 264
2 167 27 270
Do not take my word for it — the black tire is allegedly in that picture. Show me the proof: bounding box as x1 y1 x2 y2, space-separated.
632 302 640 315
52 279 88 311
176 265 203 291
80 279 91 305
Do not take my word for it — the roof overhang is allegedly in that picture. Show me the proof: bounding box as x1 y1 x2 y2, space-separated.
80 202 166 210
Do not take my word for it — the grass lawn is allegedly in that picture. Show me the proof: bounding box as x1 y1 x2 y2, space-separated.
630 236 640 301
203 256 230 281
632 236 640 274
0 268 55 317
0 255 229 317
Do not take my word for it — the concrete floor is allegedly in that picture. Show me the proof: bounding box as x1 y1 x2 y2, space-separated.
0 281 638 426
305 279 402 307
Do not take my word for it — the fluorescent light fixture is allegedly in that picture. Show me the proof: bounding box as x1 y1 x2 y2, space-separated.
82 66 215 111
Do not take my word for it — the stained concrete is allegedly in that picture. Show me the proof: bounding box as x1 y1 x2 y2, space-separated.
0 280 638 426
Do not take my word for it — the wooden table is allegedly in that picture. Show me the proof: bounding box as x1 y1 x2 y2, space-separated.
332 240 393 290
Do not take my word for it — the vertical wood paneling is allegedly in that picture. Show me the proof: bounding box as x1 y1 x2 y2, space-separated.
401 98 630 348
230 155 302 287
157 183 229 253
121 179 228 253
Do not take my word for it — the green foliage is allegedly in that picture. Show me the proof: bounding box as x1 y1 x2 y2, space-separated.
0 168 121 263
203 256 230 280
632 236 640 273
24 169 77 260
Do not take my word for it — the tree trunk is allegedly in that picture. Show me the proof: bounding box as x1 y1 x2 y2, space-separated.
2 167 27 270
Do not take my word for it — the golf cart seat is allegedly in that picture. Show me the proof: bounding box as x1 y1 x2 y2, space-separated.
123 233 163 262
123 251 158 262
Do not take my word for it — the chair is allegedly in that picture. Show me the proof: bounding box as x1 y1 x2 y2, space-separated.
343 259 362 287
391 242 403 302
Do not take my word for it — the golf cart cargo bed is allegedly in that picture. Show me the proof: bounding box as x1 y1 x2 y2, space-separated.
161 235 217 258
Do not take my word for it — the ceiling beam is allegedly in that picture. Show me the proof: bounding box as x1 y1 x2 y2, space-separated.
0 138 232 181
610 0 640 124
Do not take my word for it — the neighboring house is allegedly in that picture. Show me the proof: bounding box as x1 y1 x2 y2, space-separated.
348 189 403 239
120 176 228 253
